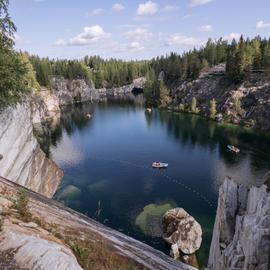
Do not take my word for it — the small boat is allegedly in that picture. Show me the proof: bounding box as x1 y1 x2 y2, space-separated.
227 145 240 154
146 108 152 113
86 113 91 119
152 162 168 168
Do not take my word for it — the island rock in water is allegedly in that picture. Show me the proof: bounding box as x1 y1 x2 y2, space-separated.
162 208 202 257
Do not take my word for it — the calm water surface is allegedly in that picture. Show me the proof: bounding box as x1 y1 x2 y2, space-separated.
47 99 270 267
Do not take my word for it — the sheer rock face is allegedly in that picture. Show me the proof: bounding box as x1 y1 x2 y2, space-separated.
207 178 270 270
101 77 146 97
0 99 63 198
51 77 99 106
172 72 270 131
162 208 202 255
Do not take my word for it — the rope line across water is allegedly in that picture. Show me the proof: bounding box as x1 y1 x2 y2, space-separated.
87 155 217 209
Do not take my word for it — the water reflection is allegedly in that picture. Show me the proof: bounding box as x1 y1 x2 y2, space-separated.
43 100 270 268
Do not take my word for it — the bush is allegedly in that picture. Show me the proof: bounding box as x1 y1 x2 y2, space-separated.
13 190 31 222
191 97 200 114
210 98 217 119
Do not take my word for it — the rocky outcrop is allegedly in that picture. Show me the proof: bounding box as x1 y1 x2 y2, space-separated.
105 77 146 97
172 71 270 131
207 177 270 270
0 99 63 198
51 77 99 106
0 176 196 270
162 208 202 258
51 76 146 105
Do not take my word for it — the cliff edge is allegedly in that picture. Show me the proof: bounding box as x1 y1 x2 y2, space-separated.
207 177 270 270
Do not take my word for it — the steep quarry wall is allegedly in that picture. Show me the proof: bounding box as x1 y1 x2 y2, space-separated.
207 178 270 270
172 72 270 131
0 99 63 198
0 77 145 198
51 76 146 105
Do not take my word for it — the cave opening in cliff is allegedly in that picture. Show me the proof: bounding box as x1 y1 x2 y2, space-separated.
131 87 144 96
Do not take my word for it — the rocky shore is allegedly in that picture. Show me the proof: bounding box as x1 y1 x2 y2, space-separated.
170 66 270 132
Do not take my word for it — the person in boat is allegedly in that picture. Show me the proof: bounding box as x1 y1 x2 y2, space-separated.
227 145 240 153
152 162 168 168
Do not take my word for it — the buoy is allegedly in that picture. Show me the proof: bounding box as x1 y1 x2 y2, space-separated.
86 114 91 119
146 108 152 113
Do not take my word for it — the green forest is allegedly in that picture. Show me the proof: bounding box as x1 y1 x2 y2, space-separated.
1 0 270 108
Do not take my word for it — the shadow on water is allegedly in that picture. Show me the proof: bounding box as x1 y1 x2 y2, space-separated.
40 100 270 269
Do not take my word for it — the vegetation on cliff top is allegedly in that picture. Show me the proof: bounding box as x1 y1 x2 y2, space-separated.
1 0 270 110
0 0 40 107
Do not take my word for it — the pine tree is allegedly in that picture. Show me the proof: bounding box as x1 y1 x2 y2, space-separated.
191 97 199 114
210 99 217 119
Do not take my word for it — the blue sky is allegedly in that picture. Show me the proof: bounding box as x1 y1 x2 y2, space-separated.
10 0 270 60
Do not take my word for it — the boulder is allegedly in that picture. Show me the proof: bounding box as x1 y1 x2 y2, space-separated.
162 208 202 255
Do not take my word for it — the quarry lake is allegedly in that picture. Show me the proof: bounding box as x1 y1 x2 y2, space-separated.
47 99 270 267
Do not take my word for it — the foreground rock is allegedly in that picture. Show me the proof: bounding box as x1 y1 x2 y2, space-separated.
0 177 196 270
0 220 83 270
162 208 202 257
207 177 270 270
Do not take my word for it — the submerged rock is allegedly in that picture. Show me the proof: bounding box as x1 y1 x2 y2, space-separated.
135 202 174 237
162 208 202 255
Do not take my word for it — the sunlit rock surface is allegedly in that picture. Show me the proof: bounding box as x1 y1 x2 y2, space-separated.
207 177 270 270
162 208 202 255
0 221 83 270
0 100 63 198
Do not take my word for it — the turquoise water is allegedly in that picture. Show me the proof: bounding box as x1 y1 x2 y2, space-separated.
48 100 270 267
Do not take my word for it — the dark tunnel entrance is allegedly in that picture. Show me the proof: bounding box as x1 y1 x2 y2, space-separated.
131 87 144 96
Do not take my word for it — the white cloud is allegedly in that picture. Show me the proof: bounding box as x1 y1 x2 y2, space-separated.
130 41 144 51
223 32 241 42
112 3 125 12
256 20 270 29
190 0 214 7
163 5 179 12
53 39 66 46
91 8 104 16
137 1 158 16
166 33 200 46
199 24 213 32
108 41 144 53
124 28 153 40
68 25 111 46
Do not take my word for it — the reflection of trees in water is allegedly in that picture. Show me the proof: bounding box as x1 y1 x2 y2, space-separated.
40 102 96 157
41 96 145 157
145 110 270 173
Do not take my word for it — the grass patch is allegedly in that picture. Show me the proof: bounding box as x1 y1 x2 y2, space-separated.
12 190 31 222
